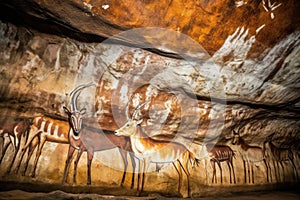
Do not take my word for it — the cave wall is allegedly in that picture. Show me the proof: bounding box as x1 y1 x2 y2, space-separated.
0 0 299 198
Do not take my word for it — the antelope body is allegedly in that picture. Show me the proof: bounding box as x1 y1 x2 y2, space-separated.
62 120 137 187
114 101 198 198
16 83 93 178
17 115 70 177
232 130 269 183
206 144 236 184
0 117 32 174
263 133 298 182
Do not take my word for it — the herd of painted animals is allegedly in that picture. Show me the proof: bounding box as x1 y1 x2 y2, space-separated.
0 83 299 197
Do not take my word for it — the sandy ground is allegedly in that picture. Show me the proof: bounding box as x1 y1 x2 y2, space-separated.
0 189 299 200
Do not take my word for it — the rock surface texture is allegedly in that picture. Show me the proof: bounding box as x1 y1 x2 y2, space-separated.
0 0 299 198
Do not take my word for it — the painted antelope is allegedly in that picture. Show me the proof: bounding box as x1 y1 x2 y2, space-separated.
62 122 137 186
232 130 269 184
14 133 39 174
0 117 32 174
263 133 298 182
114 101 199 198
262 135 275 182
62 83 137 187
16 115 70 177
16 83 93 177
206 144 236 184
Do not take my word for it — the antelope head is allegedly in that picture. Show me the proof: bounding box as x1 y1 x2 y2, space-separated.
63 82 94 135
231 130 240 145
114 100 150 137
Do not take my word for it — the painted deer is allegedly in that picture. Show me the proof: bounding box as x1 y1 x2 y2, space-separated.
114 101 199 198
62 83 137 187
206 144 236 184
231 130 269 184
0 117 32 174
263 133 298 182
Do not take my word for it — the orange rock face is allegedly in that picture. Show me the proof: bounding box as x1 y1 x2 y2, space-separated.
1 0 299 56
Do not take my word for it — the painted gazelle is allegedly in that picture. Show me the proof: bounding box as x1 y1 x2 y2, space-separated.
263 133 298 182
231 130 269 184
62 83 137 187
62 124 137 186
114 101 199 198
16 83 94 177
0 117 32 174
206 144 236 184
16 116 70 177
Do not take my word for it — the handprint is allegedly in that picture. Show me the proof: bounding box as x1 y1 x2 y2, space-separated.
262 0 282 19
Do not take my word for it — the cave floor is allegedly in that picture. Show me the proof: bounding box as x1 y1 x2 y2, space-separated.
0 189 299 200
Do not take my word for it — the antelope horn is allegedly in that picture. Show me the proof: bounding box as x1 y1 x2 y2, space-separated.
125 94 134 120
131 100 150 120
125 101 130 120
70 82 95 112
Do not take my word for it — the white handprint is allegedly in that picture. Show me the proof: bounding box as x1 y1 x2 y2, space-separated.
262 0 282 19
212 26 255 69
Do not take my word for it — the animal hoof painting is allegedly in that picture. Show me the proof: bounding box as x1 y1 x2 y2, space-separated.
0 0 299 198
